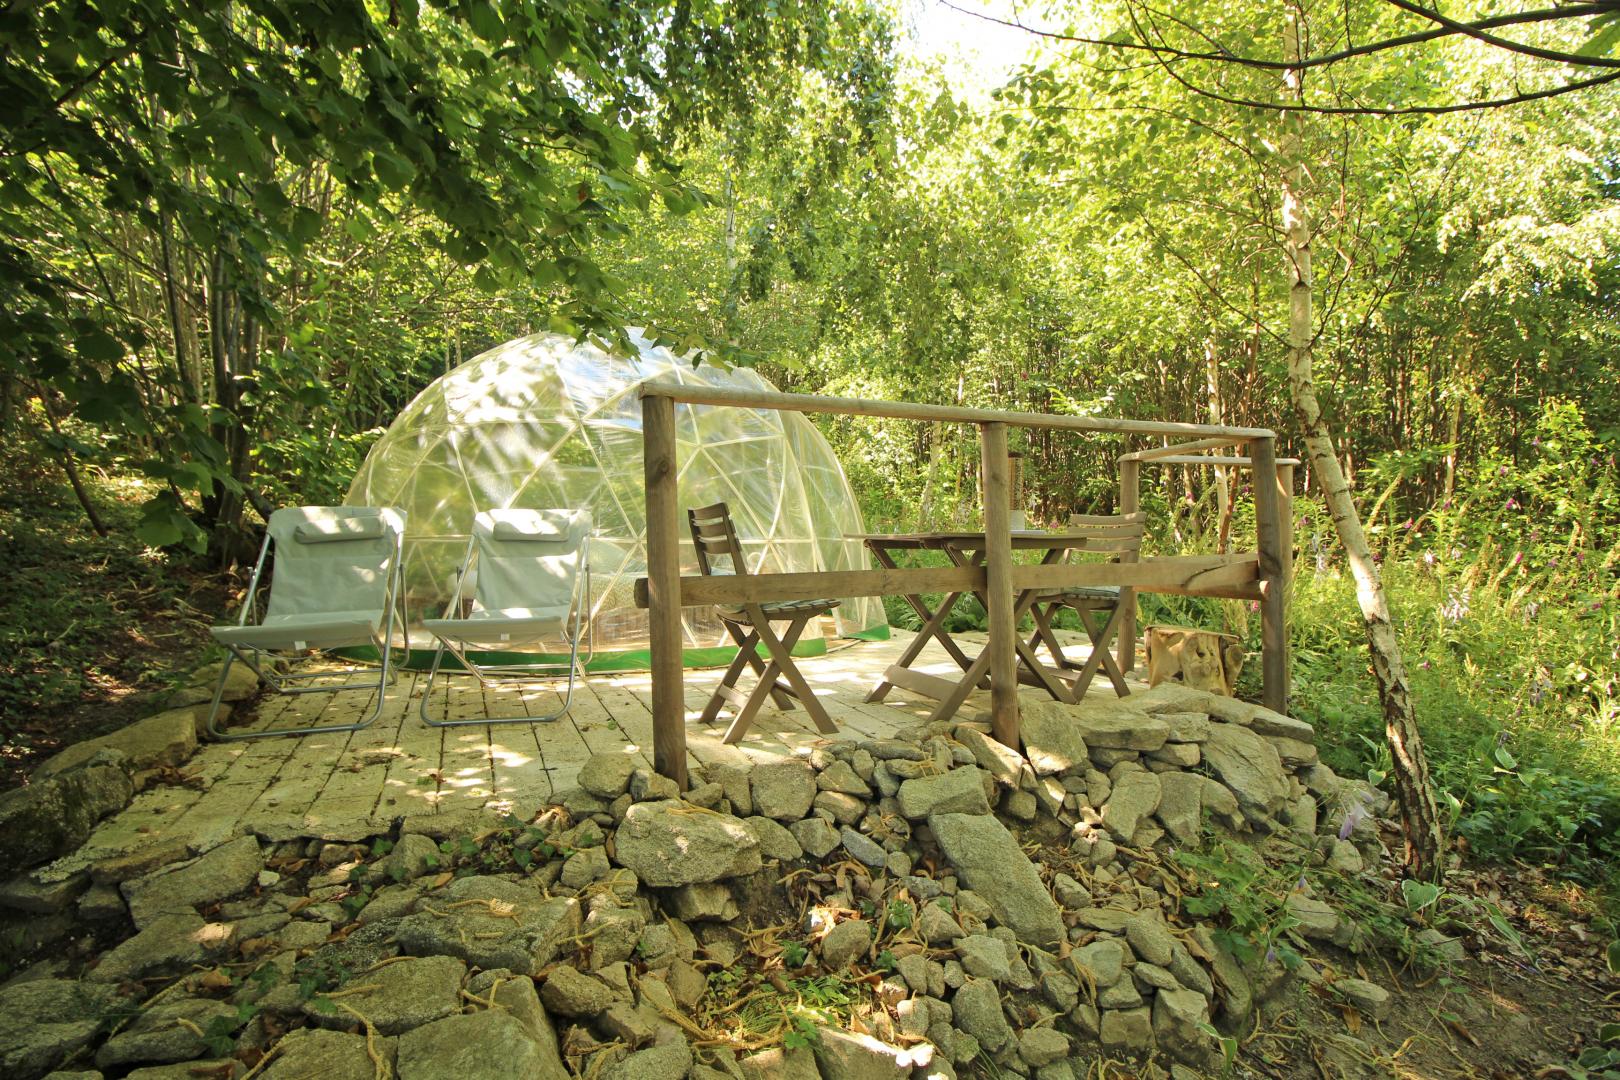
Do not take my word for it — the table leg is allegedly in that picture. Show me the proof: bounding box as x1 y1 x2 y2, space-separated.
866 542 982 703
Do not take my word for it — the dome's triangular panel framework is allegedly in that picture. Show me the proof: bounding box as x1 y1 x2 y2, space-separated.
346 331 887 668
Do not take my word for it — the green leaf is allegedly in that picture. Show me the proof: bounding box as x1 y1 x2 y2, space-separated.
1493 747 1518 770
1601 1023 1620 1045
1400 879 1443 912
1607 940 1620 974
466 0 504 42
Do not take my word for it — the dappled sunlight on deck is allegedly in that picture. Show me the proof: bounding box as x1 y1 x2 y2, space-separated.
60 630 1143 859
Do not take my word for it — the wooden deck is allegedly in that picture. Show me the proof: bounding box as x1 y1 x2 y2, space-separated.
48 630 1141 874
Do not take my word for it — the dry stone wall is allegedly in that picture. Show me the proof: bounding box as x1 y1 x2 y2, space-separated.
0 675 1398 1080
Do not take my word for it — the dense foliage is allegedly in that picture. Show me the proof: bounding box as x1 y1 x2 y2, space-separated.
3 0 1618 887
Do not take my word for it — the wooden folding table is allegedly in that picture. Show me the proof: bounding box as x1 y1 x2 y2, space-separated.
854 530 1107 724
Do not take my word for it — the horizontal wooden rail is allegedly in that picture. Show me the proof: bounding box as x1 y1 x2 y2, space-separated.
634 566 982 608
1119 436 1252 461
632 554 1260 608
639 382 1274 441
1139 455 1303 467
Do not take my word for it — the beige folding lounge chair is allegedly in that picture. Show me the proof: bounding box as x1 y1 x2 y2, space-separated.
418 509 591 726
1026 511 1146 698
206 505 408 740
688 501 840 744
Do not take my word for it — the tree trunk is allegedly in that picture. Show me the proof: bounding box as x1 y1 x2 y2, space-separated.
1279 6 1444 880
1205 335 1233 553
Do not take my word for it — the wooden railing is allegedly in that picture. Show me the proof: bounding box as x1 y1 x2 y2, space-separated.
636 382 1291 787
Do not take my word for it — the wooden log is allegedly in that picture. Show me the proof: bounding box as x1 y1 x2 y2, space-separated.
1118 436 1252 462
1144 625 1245 695
642 392 687 789
1251 435 1289 713
632 554 1260 608
980 422 1018 750
639 380 1275 440
1118 457 1141 673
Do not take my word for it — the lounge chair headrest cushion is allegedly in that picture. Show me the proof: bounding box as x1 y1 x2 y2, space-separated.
491 515 571 541
293 516 388 544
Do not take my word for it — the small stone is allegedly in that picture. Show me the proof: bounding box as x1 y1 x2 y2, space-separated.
1001 789 1038 821
1017 1027 1070 1068
1416 927 1466 963
1202 724 1290 823
305 954 465 1035
664 882 737 922
789 817 840 858
1103 771 1161 841
1147 743 1200 767
706 764 753 816
612 801 760 887
90 839 193 886
397 1007 565 1080
840 829 887 868
1153 987 1217 1066
124 835 263 927
382 833 439 882
1285 894 1340 940
1071 702 1170 751
1098 980 1143 1009
0 871 89 915
1132 962 1180 991
683 782 724 809
951 978 1012 1052
821 919 873 969
813 791 865 825
259 1027 381 1080
1124 912 1177 967
561 846 612 889
579 754 639 798
1325 838 1364 873
811 1028 917 1080
602 1035 691 1080
740 1046 820 1080
395 876 580 975
1018 699 1091 775
1076 907 1132 933
958 934 1012 982
818 760 873 797
78 882 126 921
896 768 990 819
541 966 617 1017
919 902 963 946
954 727 1025 788
1051 873 1090 911
35 707 198 779
629 768 680 802
1072 938 1125 986
751 762 817 821
89 912 233 982
743 817 803 862
1099 1006 1153 1054
1154 772 1204 845
1159 712 1212 743
1335 977 1392 1021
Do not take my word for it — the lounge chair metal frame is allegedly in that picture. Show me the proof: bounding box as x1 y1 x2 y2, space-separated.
206 507 410 741
418 510 593 727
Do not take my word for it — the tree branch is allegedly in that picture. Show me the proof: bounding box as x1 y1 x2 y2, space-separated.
1382 0 1620 68
938 0 1614 73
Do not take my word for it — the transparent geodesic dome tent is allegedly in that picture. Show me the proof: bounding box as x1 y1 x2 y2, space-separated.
345 330 887 667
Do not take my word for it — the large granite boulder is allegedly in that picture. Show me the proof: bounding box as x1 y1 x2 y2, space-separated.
0 750 133 869
929 813 1064 947
395 876 579 975
36 709 198 780
612 800 760 887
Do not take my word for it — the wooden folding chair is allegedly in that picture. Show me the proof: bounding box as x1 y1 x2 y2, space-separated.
688 502 841 744
1026 512 1146 698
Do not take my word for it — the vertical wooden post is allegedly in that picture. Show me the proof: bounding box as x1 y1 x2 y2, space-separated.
1277 462 1296 591
980 422 1018 749
1117 455 1141 673
642 390 687 789
1251 436 1289 713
